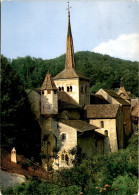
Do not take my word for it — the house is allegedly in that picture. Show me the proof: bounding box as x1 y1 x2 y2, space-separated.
117 78 131 103
96 89 132 138
131 99 139 132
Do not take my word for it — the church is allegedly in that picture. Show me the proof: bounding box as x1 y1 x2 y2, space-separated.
28 6 130 170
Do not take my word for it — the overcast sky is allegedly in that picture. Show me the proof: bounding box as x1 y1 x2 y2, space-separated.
2 0 139 61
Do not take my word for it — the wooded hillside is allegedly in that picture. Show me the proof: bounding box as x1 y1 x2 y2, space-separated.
11 51 138 96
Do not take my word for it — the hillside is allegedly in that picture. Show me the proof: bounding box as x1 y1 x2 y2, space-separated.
11 51 138 96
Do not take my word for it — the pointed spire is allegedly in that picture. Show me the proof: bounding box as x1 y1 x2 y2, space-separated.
41 73 57 90
65 2 75 69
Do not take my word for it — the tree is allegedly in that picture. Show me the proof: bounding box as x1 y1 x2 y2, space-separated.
1 55 41 159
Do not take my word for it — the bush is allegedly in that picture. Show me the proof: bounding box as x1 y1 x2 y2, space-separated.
111 173 138 195
20 161 30 170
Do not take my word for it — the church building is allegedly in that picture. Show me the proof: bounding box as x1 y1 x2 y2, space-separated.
28 6 125 170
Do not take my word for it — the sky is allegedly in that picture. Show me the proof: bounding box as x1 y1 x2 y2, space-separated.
2 0 139 61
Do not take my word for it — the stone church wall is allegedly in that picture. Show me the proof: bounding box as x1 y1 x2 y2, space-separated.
79 80 90 107
78 131 104 158
89 119 118 152
122 105 132 137
54 78 79 104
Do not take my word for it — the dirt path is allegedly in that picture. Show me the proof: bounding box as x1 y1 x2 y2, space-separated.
0 170 26 191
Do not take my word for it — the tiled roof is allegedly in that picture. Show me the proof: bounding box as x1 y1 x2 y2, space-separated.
117 86 130 100
59 120 98 132
28 88 41 95
131 104 139 117
58 91 81 109
90 94 109 104
41 73 57 90
131 99 139 109
34 88 41 94
53 68 89 80
103 89 130 106
84 104 120 119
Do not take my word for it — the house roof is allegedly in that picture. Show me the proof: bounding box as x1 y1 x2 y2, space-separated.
28 88 41 95
59 120 98 132
41 73 57 90
117 86 130 100
84 104 120 119
103 89 130 106
90 94 109 104
58 91 81 109
53 68 89 80
131 99 139 109
131 104 139 117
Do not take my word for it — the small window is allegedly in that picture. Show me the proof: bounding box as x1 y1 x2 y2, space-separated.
101 121 104 128
65 154 69 165
105 130 108 137
59 87 61 91
61 154 64 161
62 87 64 91
54 90 57 94
42 90 44 94
70 86 72 92
67 86 69 92
61 133 66 141
47 90 51 94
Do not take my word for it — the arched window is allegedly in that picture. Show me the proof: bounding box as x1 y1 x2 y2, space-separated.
62 87 64 91
65 154 69 165
70 86 72 92
59 87 61 91
67 86 69 92
54 90 57 94
104 130 108 137
61 133 66 141
61 154 64 161
100 121 104 128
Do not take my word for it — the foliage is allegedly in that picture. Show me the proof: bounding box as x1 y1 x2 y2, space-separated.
1 55 41 159
2 178 81 195
30 157 38 172
2 135 138 195
20 161 30 170
111 173 138 195
69 145 87 166
10 51 138 96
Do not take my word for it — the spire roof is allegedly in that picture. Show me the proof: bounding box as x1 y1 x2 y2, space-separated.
53 3 89 81
65 3 75 69
53 68 89 80
41 73 57 90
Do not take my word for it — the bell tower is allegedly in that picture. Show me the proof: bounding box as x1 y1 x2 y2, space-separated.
53 2 90 107
41 73 58 115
